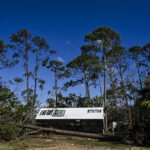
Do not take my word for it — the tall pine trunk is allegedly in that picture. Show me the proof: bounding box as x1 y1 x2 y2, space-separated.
34 48 38 103
98 71 103 97
26 46 29 105
83 69 90 100
54 71 58 107
137 64 143 89
109 69 118 123
137 64 143 124
119 65 132 128
103 50 108 131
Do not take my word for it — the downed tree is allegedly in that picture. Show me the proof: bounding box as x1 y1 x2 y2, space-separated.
0 122 121 141
18 124 104 139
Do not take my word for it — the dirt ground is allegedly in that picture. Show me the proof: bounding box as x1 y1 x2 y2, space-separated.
0 135 149 150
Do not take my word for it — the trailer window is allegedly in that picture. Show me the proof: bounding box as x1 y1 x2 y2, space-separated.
39 110 47 115
87 109 101 113
46 110 53 115
95 109 101 113
52 110 65 117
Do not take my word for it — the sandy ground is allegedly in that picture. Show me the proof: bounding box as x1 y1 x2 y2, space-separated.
29 147 149 150
27 136 150 150
0 135 149 150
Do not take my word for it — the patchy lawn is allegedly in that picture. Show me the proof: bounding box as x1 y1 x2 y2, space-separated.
0 135 149 150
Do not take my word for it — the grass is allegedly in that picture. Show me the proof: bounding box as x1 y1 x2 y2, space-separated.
0 134 149 150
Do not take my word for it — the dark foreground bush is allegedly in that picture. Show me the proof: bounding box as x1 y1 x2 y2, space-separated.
130 122 150 145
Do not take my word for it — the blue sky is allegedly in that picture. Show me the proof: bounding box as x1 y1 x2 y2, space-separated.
0 0 150 103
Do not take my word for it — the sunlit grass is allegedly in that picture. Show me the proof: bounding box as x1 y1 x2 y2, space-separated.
0 135 149 150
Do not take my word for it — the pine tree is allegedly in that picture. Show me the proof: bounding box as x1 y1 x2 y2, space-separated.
10 29 32 104
84 26 121 131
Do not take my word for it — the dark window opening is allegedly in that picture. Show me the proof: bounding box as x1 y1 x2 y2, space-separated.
46 110 53 115
40 110 47 115
52 110 65 117
87 109 101 113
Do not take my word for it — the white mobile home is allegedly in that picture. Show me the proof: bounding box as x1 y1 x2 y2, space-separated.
36 107 104 133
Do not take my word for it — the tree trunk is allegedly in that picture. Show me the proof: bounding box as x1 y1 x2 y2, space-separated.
83 69 90 100
119 65 132 128
136 64 143 125
104 50 108 132
98 71 103 97
26 47 29 104
54 71 58 107
34 48 39 103
17 124 104 139
109 69 118 123
137 64 143 89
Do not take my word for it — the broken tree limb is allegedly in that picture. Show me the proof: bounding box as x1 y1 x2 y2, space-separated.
16 129 41 141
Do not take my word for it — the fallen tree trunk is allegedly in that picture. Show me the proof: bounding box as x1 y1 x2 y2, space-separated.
18 124 104 139
0 122 121 141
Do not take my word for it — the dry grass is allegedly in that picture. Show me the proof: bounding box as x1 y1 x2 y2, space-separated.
0 135 149 150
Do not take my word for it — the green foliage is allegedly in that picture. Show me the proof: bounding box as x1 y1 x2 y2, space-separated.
38 79 46 91
136 76 150 110
67 54 100 73
0 124 19 140
0 83 33 140
0 40 7 66
63 79 84 91
66 53 101 90
42 59 70 106
88 96 103 107
47 98 55 107
47 92 103 108
81 44 98 54
10 29 31 43
32 35 49 51
140 101 150 110
0 40 18 69
84 26 121 49
14 77 23 83
142 43 150 61
43 59 69 79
